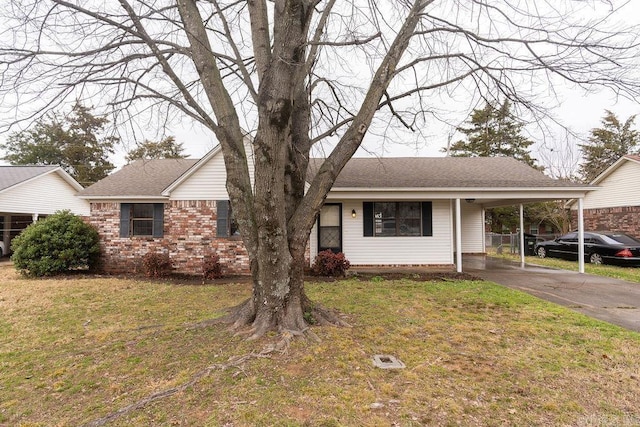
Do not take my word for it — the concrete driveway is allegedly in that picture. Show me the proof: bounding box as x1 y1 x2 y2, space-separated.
464 255 640 332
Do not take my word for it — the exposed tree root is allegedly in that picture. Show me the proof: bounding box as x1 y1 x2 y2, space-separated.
81 353 263 427
188 296 350 336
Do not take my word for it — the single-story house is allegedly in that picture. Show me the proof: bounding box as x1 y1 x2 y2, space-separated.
0 165 90 256
568 155 640 238
78 144 593 275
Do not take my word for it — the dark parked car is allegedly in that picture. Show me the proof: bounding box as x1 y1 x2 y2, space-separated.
534 231 640 266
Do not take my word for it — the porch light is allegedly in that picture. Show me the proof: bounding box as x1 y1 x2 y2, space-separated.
465 198 476 203
351 209 357 218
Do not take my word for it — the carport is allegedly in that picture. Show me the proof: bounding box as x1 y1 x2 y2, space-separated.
451 184 593 274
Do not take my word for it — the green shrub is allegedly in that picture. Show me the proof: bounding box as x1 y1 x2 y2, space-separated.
202 254 224 280
141 252 173 278
11 210 100 277
311 250 351 277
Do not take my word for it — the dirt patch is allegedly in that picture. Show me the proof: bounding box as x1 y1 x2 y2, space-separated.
348 271 483 282
309 271 483 282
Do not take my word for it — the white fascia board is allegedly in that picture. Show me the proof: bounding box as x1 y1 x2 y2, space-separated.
49 167 85 192
326 188 591 200
589 156 638 186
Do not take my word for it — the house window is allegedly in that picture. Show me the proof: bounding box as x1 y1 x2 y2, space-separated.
363 201 432 237
216 200 240 237
120 203 164 238
529 224 539 235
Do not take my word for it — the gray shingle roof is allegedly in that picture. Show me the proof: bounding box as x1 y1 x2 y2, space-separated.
309 157 583 188
80 155 584 199
0 165 59 192
78 158 198 197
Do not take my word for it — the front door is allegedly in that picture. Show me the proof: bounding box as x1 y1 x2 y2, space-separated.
318 203 342 253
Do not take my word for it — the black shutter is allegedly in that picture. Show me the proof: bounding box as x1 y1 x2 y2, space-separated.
217 200 229 237
363 202 374 237
120 203 131 237
153 203 164 238
421 201 433 236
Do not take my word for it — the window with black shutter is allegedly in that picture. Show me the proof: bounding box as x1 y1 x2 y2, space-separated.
363 201 432 237
120 203 164 237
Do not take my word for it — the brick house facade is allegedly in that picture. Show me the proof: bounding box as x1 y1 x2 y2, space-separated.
86 200 250 276
573 205 640 238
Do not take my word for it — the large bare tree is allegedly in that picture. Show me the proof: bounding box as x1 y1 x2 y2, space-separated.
1 0 640 338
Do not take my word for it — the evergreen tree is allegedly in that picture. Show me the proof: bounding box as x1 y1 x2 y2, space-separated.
125 136 187 162
578 111 639 182
448 100 537 167
449 100 543 232
1 102 117 186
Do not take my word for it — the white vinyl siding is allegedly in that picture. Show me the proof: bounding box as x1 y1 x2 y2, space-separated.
0 172 89 216
330 200 452 265
460 203 484 253
583 161 640 209
170 142 255 200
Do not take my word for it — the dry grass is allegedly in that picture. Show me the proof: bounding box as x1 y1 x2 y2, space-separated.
1 263 640 426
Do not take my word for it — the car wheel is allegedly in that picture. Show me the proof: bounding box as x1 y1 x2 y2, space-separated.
589 253 603 265
536 247 546 258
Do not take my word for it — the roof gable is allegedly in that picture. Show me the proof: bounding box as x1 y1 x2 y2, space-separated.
0 165 84 193
0 165 58 191
589 155 640 186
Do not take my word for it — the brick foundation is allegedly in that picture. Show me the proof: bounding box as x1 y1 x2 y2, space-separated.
572 205 640 238
88 201 251 276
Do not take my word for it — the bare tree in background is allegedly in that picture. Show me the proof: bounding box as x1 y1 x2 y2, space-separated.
1 0 640 338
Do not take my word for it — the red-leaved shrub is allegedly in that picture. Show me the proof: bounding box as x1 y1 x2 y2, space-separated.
203 254 224 280
311 250 351 277
141 252 172 278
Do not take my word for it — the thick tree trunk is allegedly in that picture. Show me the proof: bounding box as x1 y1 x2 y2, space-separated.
223 228 345 338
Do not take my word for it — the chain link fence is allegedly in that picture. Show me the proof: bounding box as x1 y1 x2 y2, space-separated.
485 232 559 255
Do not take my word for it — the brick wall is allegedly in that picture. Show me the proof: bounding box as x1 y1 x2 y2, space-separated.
88 200 251 276
572 205 640 238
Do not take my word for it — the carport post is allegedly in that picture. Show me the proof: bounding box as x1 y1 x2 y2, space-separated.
455 198 462 273
519 204 525 268
578 198 585 274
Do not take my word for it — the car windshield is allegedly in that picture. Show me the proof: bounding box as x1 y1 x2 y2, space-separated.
601 233 640 245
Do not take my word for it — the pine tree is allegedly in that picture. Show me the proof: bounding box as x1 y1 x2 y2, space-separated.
448 100 537 167
578 111 639 182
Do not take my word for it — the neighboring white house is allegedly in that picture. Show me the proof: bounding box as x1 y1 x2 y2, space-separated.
568 154 640 237
0 166 90 256
78 143 592 275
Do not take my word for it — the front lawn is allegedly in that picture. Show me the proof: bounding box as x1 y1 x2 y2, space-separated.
1 264 640 426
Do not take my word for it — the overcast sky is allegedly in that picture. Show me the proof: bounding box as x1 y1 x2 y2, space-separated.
2 0 639 176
